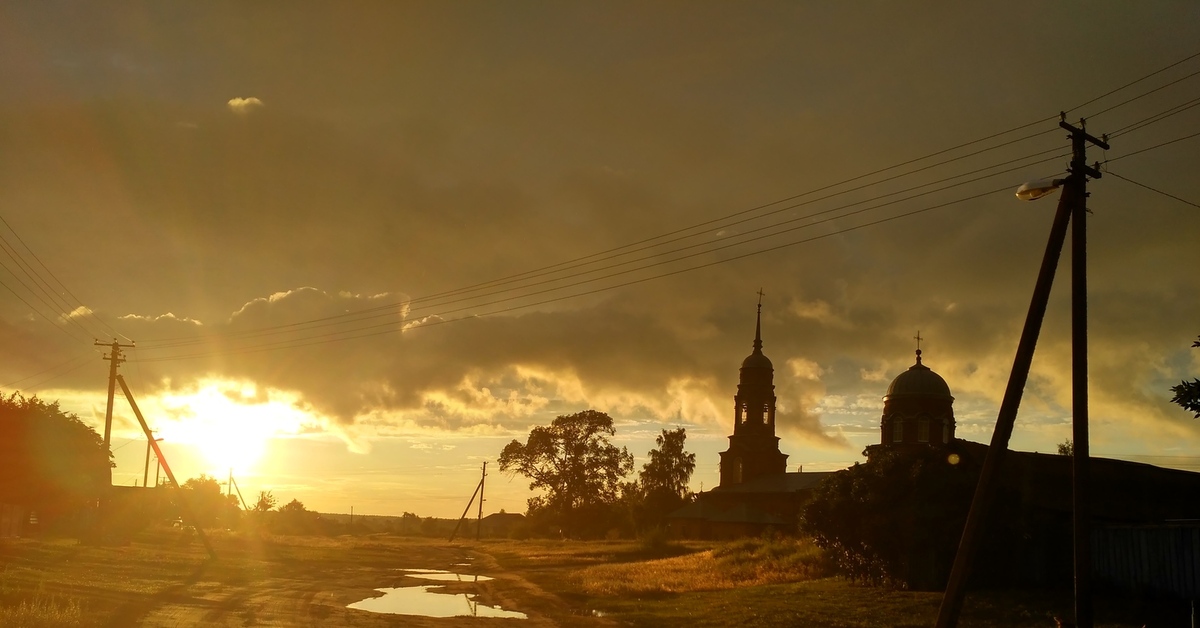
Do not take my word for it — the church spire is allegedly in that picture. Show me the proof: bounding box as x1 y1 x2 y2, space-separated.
753 288 764 352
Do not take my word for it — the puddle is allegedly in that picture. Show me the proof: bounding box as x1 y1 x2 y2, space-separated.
348 569 525 620
394 568 494 582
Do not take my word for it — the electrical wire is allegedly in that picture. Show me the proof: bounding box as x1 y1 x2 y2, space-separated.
133 182 1023 362
133 118 1200 363
132 43 1200 353
17 356 96 392
1105 129 1200 163
1083 68 1200 121
0 235 99 339
0 274 89 343
137 144 1071 351
1067 49 1200 115
0 351 97 389
0 214 125 341
1106 170 1200 210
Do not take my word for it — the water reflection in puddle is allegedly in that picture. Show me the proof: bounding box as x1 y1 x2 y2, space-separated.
347 569 526 620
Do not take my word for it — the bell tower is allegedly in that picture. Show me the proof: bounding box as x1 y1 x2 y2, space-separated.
718 296 788 487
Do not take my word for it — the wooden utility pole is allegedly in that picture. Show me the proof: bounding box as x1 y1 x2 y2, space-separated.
476 462 486 540
936 115 1107 628
1065 116 1108 628
96 340 135 459
448 463 488 542
229 474 249 510
143 431 160 488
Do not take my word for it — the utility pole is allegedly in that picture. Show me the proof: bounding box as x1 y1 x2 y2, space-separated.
1065 115 1107 628
448 463 488 542
476 462 486 540
96 339 135 460
143 432 161 488
936 115 1107 628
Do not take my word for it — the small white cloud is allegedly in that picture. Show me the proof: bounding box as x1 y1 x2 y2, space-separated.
227 97 264 115
118 312 203 326
63 306 94 320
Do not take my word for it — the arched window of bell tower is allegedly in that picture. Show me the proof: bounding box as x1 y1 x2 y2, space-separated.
892 419 904 443
918 417 930 443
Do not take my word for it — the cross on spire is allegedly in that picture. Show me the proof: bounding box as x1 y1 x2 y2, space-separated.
914 330 923 364
756 288 765 310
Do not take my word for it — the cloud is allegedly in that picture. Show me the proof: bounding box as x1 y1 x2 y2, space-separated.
227 97 264 114
118 312 203 326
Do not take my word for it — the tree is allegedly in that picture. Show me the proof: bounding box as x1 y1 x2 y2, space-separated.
253 490 277 512
1056 439 1073 456
1170 336 1200 418
273 498 316 534
499 409 633 536
639 428 696 500
801 445 1059 590
632 428 696 531
179 475 240 528
0 393 111 523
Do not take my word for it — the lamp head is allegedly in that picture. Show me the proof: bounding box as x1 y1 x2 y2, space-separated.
1015 178 1065 201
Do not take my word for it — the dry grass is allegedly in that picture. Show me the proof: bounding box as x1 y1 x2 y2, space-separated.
0 594 89 628
574 536 832 596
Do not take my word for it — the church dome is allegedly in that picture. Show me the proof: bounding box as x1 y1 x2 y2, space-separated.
885 350 952 399
741 351 773 370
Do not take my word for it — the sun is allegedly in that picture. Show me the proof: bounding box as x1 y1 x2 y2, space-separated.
155 380 314 477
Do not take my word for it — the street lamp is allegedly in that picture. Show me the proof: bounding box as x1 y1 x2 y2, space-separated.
937 116 1108 628
1015 178 1066 201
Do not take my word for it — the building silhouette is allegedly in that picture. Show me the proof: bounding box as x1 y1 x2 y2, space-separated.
875 347 956 449
669 303 830 538
718 302 788 487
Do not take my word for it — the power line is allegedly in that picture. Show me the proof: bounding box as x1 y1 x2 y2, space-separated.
134 46 1200 354
1106 170 1200 210
14 356 97 392
1083 67 1200 121
137 144 1071 352
1105 129 1200 163
0 351 96 389
0 235 98 339
132 119 1200 363
1068 48 1200 115
0 275 89 343
133 182 1020 363
0 214 124 341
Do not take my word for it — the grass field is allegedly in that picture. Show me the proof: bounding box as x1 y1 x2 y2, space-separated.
0 530 1189 627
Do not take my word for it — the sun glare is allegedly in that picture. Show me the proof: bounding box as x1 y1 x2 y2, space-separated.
155 380 317 476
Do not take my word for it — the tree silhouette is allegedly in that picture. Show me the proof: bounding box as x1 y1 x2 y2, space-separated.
0 393 110 523
499 409 633 536
253 490 277 512
632 428 696 530
1170 336 1200 418
179 475 239 528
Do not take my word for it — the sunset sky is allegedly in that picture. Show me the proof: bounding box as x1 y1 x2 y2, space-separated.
2 2 1198 518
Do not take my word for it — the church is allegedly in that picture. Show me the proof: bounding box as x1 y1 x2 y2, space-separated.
669 301 1200 597
667 302 962 538
667 302 834 538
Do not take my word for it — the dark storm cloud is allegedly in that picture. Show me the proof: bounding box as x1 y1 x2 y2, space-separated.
1 2 1197 458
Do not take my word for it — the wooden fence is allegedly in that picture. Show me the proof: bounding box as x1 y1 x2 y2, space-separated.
1092 523 1200 598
